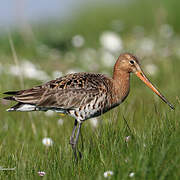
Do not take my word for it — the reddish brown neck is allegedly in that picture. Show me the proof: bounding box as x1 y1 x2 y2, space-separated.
112 66 130 104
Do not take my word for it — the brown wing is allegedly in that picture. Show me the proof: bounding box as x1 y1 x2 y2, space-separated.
4 72 113 110
3 86 45 104
37 88 100 109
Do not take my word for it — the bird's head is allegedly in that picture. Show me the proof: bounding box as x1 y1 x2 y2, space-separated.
114 53 174 110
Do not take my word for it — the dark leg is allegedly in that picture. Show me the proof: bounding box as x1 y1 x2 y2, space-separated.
73 122 82 149
69 120 82 161
70 119 78 145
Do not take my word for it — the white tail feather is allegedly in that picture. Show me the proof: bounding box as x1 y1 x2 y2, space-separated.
7 104 36 112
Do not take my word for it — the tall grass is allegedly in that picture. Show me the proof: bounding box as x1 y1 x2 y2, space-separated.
0 56 179 179
0 0 180 179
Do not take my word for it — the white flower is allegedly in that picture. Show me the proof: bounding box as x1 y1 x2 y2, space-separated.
125 136 131 142
90 118 98 128
79 48 99 71
21 60 50 81
52 71 63 79
139 37 154 55
125 159 128 163
100 51 115 67
8 60 50 81
100 31 123 52
38 171 46 176
145 64 158 75
72 35 85 48
104 170 114 178
80 48 97 63
57 118 64 126
42 137 53 147
9 65 22 76
129 172 135 178
22 60 39 78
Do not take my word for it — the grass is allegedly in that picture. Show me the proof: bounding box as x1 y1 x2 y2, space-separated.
0 61 179 179
0 0 180 179
0 104 179 179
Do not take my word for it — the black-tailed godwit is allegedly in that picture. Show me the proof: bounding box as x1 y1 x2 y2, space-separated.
4 53 174 159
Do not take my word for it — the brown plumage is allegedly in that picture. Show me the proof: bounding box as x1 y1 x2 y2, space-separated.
4 53 174 160
5 73 115 119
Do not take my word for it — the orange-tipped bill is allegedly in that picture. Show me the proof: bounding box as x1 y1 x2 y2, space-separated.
135 71 174 110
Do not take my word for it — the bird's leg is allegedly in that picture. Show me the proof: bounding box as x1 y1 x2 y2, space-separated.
70 120 82 160
73 121 82 149
74 122 82 159
70 119 78 145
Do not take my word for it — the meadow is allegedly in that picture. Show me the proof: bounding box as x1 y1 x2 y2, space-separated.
0 0 180 179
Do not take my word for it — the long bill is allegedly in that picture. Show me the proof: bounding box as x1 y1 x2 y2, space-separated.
135 71 175 110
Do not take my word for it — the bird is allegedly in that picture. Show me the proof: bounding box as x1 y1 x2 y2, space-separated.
3 53 174 159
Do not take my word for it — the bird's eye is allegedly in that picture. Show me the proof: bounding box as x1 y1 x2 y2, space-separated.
129 60 135 65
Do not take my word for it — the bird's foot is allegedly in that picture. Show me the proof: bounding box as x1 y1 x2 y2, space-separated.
70 138 82 161
69 137 75 148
